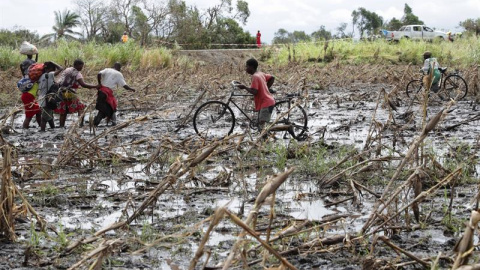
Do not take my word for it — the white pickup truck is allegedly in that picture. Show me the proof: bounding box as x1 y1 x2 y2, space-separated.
381 25 447 41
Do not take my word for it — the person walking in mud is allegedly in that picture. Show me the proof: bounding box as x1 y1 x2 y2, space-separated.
18 76 41 129
95 62 136 126
37 61 64 131
20 53 38 78
55 59 98 128
236 58 275 132
18 46 39 129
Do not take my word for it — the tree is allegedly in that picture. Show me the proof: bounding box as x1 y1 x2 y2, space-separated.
401 4 423 25
291 31 310 43
110 0 140 35
43 10 81 41
272 29 310 44
132 5 150 45
351 7 383 38
74 0 106 41
209 18 255 48
166 0 204 47
163 0 251 48
460 18 480 36
234 1 250 25
335 23 350 39
142 0 170 38
202 0 249 30
311 25 332 41
384 17 402 30
0 27 39 48
273 28 290 44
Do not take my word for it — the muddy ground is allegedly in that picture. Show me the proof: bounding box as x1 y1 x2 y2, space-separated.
0 56 480 270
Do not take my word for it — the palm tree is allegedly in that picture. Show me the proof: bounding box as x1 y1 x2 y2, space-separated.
42 10 82 41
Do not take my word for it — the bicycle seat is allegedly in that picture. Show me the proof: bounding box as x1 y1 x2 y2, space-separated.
438 67 447 74
269 88 277 94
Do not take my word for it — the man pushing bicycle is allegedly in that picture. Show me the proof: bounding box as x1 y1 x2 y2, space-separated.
421 51 441 92
236 58 275 131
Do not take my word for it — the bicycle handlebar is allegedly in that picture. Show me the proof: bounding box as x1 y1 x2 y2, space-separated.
231 80 300 98
231 80 242 87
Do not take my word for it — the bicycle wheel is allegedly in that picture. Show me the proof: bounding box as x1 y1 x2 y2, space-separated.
193 101 235 139
406 79 424 100
271 100 308 140
443 74 468 101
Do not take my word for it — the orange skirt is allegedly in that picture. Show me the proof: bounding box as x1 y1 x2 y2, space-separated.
54 98 85 114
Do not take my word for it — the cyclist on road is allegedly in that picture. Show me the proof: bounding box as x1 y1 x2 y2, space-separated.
421 51 441 91
236 58 275 131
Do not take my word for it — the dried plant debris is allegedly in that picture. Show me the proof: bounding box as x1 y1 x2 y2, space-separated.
0 59 479 269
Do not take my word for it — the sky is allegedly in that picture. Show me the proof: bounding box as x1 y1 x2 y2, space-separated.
1 0 479 44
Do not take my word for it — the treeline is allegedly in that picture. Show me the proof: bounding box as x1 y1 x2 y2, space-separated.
1 0 254 49
1 1 480 49
272 4 480 44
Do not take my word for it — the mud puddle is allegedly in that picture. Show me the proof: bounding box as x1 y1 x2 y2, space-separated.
1 80 479 269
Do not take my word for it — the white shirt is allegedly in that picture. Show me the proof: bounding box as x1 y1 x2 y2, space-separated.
99 68 126 90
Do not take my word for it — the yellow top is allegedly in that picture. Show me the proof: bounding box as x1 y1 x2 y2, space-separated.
28 83 38 97
121 35 128 43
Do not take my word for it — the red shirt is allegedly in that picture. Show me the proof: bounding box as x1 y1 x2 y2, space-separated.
251 71 275 111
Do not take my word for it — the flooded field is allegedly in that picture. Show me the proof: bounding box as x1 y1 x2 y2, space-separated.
1 63 480 269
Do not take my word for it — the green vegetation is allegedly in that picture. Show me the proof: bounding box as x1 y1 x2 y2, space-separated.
268 36 480 68
0 40 173 71
140 221 157 243
53 223 73 251
29 221 42 248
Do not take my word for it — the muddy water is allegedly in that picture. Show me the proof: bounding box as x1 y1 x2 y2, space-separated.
1 82 479 269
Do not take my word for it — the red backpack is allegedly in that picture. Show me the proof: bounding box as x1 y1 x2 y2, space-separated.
28 63 44 82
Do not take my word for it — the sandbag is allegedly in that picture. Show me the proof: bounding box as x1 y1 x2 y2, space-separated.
19 41 38 55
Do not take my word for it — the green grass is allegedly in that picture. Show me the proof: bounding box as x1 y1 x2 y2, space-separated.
268 36 480 68
3 36 478 71
0 40 173 71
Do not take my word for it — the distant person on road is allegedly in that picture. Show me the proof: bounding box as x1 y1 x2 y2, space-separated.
121 31 129 43
95 62 136 126
421 51 441 91
20 53 38 78
55 59 98 128
447 31 454 42
236 58 275 132
256 30 261 48
37 61 64 131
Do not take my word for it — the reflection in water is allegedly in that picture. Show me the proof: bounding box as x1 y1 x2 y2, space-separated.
287 200 335 220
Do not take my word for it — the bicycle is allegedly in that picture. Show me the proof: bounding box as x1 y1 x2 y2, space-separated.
193 81 308 140
406 67 468 101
